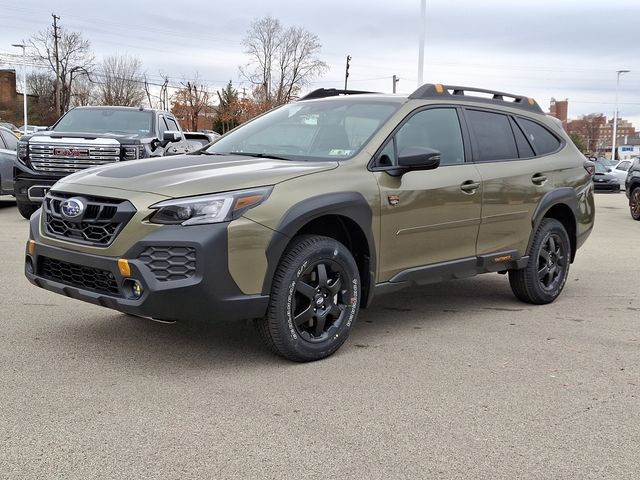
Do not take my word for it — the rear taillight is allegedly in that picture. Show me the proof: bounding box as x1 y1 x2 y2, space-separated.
583 161 595 176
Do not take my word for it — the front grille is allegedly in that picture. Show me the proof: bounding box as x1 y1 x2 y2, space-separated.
43 192 136 246
39 256 120 296
138 246 197 281
29 143 121 173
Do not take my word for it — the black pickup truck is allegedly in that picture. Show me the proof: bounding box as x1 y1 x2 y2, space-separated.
14 106 211 219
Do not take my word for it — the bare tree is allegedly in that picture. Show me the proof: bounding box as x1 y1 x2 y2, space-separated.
171 75 211 131
70 74 94 107
567 113 606 154
241 16 328 107
95 55 145 106
28 25 94 116
26 72 57 124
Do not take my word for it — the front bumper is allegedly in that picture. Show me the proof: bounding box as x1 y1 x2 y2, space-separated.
25 211 269 322
14 163 63 204
593 181 620 192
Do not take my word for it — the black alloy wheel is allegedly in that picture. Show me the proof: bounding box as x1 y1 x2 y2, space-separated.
256 235 360 362
536 232 567 293
630 187 640 220
291 260 348 343
509 218 571 305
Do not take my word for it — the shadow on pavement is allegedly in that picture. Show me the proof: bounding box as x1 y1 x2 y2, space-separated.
46 274 525 370
0 197 16 209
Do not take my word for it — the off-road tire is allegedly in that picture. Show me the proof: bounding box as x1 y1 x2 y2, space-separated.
630 186 640 220
16 201 39 220
255 235 360 362
509 218 571 305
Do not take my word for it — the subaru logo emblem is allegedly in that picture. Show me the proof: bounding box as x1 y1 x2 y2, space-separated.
61 197 86 220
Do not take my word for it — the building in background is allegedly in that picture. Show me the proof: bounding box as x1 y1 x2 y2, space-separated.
548 98 637 157
549 98 568 129
0 69 37 125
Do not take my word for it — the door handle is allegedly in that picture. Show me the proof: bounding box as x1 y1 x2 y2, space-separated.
460 180 481 193
532 173 548 185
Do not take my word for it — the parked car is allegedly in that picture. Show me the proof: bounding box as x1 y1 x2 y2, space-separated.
199 130 222 143
625 158 640 220
0 121 21 137
0 126 18 196
609 158 635 190
592 162 620 192
14 106 196 219
24 83 595 362
17 125 48 135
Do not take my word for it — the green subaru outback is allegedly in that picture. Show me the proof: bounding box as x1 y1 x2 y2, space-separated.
24 84 595 361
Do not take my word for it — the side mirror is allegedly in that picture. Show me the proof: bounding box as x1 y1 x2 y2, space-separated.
398 147 441 169
385 147 441 176
160 130 182 148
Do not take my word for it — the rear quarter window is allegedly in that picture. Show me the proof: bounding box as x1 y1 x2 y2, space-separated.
516 118 561 155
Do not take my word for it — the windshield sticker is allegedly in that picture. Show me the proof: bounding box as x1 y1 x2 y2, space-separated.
328 149 353 156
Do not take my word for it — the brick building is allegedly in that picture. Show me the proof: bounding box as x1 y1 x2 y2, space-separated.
549 98 568 128
548 98 636 156
0 69 36 125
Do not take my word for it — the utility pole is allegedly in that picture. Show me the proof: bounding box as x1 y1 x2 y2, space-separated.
611 69 630 160
344 55 351 91
52 13 61 116
392 75 400 94
11 44 27 134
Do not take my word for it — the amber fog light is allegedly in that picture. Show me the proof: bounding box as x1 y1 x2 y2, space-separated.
123 279 144 300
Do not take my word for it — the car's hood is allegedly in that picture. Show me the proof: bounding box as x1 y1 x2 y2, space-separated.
56 154 339 198
27 131 146 142
594 173 616 180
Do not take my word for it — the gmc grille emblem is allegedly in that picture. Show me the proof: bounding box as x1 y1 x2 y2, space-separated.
54 148 89 157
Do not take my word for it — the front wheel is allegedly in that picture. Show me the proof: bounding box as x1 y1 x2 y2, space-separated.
16 200 39 220
630 187 640 220
255 235 360 362
509 218 571 305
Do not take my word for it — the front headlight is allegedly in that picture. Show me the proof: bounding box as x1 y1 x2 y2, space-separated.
149 186 273 226
17 141 28 165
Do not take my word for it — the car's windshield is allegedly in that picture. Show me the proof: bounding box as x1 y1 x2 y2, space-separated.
52 108 153 136
595 162 610 174
206 99 400 161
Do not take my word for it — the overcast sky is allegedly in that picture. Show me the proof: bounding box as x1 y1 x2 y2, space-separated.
1 0 639 125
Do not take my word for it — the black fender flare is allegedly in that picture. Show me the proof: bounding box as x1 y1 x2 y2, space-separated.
526 187 578 258
262 192 376 306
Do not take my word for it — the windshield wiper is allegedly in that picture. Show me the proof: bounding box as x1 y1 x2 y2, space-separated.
227 151 291 161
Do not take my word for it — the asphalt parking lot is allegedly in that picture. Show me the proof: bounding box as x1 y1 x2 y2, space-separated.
1 192 638 480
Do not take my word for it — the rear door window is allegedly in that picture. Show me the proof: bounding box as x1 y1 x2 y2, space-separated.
465 109 518 162
510 118 534 158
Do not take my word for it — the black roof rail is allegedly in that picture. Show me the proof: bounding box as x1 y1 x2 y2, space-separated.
299 88 377 101
408 83 544 114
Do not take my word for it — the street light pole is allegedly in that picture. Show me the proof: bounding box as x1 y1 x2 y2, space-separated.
611 69 630 160
417 0 426 86
11 43 27 135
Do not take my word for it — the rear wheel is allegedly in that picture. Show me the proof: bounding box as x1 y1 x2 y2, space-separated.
509 218 571 305
630 187 640 220
16 200 39 220
255 235 360 362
